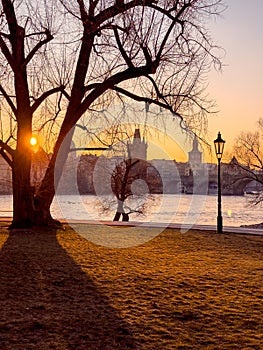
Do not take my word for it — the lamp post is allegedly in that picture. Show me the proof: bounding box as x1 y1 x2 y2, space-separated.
214 132 225 233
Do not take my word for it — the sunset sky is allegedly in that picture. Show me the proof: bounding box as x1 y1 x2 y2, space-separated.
207 0 263 154
145 1 263 163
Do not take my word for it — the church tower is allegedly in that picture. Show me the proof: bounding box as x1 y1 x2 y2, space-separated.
128 128 147 160
188 135 202 165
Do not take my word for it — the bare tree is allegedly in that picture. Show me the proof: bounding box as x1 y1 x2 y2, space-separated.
231 118 263 205
111 158 144 221
97 157 161 222
235 119 263 171
0 0 224 228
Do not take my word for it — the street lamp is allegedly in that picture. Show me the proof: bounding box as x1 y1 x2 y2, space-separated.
214 132 225 233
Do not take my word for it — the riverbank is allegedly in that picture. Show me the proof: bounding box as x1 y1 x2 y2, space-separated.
0 222 262 349
1 193 263 228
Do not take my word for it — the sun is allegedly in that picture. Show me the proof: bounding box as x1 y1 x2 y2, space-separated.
30 136 38 146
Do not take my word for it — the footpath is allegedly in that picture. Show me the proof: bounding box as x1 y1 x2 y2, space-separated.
1 216 263 236
65 219 263 236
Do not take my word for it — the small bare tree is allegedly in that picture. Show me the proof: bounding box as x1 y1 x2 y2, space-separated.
111 158 147 221
97 157 160 222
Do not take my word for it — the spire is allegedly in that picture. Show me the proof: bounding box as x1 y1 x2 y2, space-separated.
128 128 147 160
134 128 141 140
188 135 202 165
192 135 199 152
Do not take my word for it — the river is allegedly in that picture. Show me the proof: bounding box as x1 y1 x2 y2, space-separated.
0 194 262 227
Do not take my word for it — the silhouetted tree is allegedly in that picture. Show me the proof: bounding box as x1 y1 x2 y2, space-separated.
231 118 263 205
0 0 224 227
111 158 150 221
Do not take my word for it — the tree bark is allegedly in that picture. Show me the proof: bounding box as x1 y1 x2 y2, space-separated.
113 212 121 221
113 200 125 221
11 150 34 228
122 213 129 221
31 125 75 227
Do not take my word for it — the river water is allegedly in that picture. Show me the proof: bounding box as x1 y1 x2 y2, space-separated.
0 194 262 227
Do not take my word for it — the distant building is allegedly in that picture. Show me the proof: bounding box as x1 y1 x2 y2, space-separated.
1 129 260 197
127 128 147 160
149 159 180 193
188 135 202 165
77 154 98 194
0 157 12 194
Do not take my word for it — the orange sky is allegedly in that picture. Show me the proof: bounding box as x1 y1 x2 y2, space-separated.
74 1 263 164
135 1 263 163
206 0 263 158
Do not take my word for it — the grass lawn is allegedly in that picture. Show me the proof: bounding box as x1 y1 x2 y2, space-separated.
0 222 262 349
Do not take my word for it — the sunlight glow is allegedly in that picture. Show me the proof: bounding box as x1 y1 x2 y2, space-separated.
30 136 37 147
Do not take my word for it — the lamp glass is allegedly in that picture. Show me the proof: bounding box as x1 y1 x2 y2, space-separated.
214 132 225 160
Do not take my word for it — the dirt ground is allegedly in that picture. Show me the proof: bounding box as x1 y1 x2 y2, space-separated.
0 221 262 349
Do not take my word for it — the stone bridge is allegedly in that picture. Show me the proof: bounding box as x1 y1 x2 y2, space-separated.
162 175 259 196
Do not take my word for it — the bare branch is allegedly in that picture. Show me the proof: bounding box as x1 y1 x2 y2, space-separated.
113 26 134 68
155 4 189 65
23 29 54 67
2 0 18 35
84 83 101 92
0 31 10 39
77 61 164 120
77 0 89 23
111 85 183 122
0 83 17 115
0 148 12 166
30 85 66 113
0 138 15 157
0 35 16 70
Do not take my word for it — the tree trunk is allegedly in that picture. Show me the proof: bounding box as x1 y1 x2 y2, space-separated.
113 200 124 221
32 126 75 227
32 159 61 227
11 150 34 228
10 125 73 228
113 200 130 221
10 148 59 228
113 212 121 221
122 213 129 221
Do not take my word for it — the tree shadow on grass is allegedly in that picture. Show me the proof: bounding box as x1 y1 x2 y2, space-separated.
0 229 137 350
